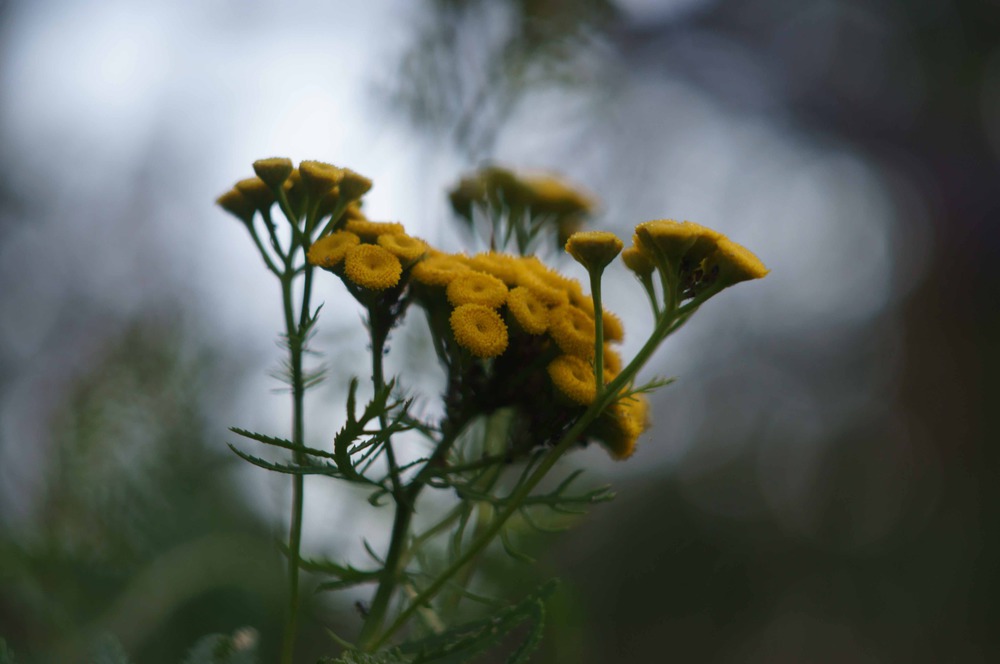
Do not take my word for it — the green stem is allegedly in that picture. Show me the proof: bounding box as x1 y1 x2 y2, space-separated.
280 268 308 664
357 313 407 649
247 221 281 277
359 412 472 651
589 269 605 389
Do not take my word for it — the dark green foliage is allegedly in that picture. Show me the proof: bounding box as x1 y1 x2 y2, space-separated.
0 639 17 664
398 582 555 664
320 650 410 664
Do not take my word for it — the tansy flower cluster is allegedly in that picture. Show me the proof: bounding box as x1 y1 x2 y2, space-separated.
218 158 770 661
449 165 597 249
306 208 641 458
219 159 768 463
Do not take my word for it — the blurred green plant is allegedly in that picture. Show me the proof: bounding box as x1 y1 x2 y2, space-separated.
214 158 767 663
0 317 285 663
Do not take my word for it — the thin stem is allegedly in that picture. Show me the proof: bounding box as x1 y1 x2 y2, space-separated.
358 413 473 651
589 269 605 389
247 220 282 276
280 268 307 664
357 312 407 649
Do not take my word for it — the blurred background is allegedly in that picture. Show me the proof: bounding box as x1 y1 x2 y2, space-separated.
1 0 997 661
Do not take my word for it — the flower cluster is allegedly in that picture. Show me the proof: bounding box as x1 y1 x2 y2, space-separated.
448 165 597 250
218 158 769 661
307 214 640 458
220 160 767 463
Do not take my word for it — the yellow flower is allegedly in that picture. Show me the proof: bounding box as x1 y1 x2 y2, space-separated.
468 252 522 286
299 160 344 197
448 166 596 228
548 304 595 359
621 245 655 278
446 271 508 308
411 254 472 287
344 244 402 290
520 173 596 216
344 219 405 241
547 355 596 406
282 168 306 217
450 304 509 358
634 220 721 269
707 237 769 287
565 231 623 273
572 296 625 343
377 234 429 263
339 168 373 201
601 310 624 343
506 286 549 334
597 393 649 460
307 231 361 269
234 177 274 211
344 202 367 222
603 344 622 376
252 157 294 188
216 188 255 224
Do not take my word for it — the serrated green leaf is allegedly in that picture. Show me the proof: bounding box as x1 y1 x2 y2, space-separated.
227 445 347 478
400 582 557 664
302 554 382 592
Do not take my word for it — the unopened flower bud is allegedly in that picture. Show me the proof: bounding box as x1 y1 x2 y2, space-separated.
216 188 255 224
234 177 274 211
338 168 373 202
299 160 344 197
565 231 623 273
252 157 294 188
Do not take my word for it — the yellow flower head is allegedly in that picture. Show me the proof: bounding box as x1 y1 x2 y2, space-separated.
344 244 402 290
598 394 649 460
565 231 623 273
601 310 624 343
450 304 509 358
635 220 721 269
282 168 306 217
216 188 255 224
345 202 367 222
234 177 274 211
299 160 344 197
449 166 596 223
377 234 429 263
547 355 596 406
307 231 361 269
506 286 549 335
411 254 472 287
706 237 769 287
339 168 373 201
517 172 597 217
603 344 622 376
548 304 596 359
621 245 655 278
572 296 624 343
344 219 405 242
446 271 508 308
468 252 522 286
252 157 294 188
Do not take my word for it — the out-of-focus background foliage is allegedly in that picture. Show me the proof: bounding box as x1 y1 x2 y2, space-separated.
1 0 997 661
